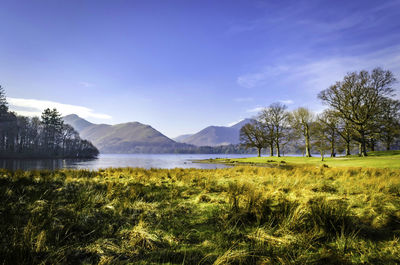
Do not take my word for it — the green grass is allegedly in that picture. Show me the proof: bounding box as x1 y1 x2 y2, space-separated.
1 166 400 264
198 150 400 169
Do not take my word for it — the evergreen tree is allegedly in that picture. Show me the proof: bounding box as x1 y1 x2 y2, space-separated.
0 86 98 158
0 85 8 113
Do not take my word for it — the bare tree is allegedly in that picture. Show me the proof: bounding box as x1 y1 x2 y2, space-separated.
317 110 339 157
318 68 396 156
257 110 275 156
336 115 354 156
378 98 400 150
290 107 314 157
240 121 267 157
313 116 331 161
259 103 289 157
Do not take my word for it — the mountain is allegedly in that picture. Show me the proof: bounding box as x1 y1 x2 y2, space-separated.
63 114 94 131
63 114 185 153
63 115 257 153
175 118 253 147
230 119 253 130
173 134 193 142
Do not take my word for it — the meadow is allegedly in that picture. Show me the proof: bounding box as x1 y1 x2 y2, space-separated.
1 164 400 264
197 151 400 169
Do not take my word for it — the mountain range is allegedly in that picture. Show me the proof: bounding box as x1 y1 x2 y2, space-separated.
173 119 252 146
63 114 252 153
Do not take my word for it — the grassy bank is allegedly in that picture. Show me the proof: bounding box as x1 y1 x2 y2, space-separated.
1 166 400 264
196 150 400 169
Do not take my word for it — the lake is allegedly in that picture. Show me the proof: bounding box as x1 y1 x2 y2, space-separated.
0 154 255 171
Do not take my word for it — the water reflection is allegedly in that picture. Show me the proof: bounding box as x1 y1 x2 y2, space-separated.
0 158 96 171
0 154 254 171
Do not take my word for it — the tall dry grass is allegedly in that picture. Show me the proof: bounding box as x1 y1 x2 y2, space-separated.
0 166 399 264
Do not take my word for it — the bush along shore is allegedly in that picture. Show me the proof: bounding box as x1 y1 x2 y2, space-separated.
1 166 400 264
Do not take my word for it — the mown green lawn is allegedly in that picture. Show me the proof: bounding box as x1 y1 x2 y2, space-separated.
203 150 400 169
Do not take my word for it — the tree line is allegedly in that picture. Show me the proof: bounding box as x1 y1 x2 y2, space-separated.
0 86 99 159
240 68 400 159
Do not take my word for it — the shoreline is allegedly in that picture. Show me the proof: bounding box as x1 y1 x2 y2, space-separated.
191 158 289 168
192 150 400 169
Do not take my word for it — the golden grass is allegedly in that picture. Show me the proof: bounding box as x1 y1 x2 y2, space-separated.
1 166 400 264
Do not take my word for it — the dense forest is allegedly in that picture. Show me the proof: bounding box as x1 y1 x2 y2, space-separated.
0 86 99 159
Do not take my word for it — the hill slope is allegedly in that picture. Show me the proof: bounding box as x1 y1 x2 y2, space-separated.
176 118 253 146
63 114 94 131
63 115 183 153
172 134 193 142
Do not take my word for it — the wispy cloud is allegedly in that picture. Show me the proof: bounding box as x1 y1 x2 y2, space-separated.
279 99 294 105
225 2 310 35
79 81 95 88
237 66 290 88
297 13 364 34
228 1 400 37
8 98 111 120
246 106 264 113
237 45 400 93
234 97 253 102
234 1 400 95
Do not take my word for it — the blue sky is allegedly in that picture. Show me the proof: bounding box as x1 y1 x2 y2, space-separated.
2 0 400 137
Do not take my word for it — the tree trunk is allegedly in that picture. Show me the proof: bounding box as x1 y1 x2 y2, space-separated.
257 147 261 157
269 143 274 156
370 140 375 151
386 141 391 151
276 142 280 157
305 125 311 157
320 151 324 161
361 141 367 156
330 140 335 157
356 127 368 157
360 132 367 156
345 141 351 156
0 133 4 152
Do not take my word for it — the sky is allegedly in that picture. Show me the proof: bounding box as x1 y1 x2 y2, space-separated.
1 0 400 138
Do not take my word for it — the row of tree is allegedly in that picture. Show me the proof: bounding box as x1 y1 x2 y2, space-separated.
0 86 99 158
240 68 400 158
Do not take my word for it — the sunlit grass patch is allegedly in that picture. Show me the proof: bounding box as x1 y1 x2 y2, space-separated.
1 166 400 264
198 150 400 169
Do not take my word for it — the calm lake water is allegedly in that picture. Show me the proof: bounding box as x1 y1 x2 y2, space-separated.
0 154 255 171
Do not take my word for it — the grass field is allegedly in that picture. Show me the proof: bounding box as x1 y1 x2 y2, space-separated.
197 150 400 169
1 165 400 264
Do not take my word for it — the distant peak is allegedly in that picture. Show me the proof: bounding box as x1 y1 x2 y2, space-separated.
230 118 253 129
227 119 244 127
64 114 80 118
63 114 94 132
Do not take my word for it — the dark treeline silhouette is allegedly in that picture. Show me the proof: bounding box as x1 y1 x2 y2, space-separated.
240 68 400 158
0 86 99 159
